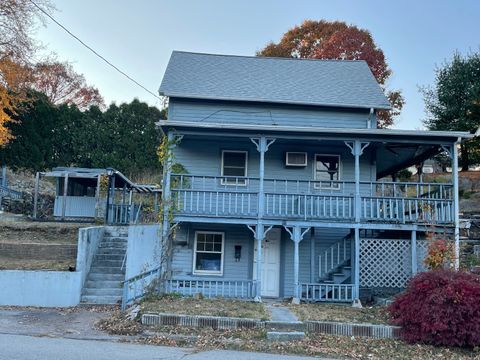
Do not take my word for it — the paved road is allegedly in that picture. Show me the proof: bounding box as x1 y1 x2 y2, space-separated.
0 334 323 360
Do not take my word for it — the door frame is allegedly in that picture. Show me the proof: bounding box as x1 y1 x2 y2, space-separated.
253 227 281 297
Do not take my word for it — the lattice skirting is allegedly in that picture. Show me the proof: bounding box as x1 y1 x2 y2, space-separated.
360 238 428 288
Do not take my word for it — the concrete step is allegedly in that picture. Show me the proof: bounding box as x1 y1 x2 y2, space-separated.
96 248 126 255
81 295 121 304
102 236 128 241
85 280 122 289
266 331 305 342
94 254 124 261
89 266 125 274
98 242 127 249
87 273 125 281
83 288 123 296
91 259 124 267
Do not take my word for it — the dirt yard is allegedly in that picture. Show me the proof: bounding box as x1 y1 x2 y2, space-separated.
140 295 271 320
0 220 84 271
288 303 389 325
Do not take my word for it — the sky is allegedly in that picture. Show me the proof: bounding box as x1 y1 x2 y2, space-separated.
35 0 480 130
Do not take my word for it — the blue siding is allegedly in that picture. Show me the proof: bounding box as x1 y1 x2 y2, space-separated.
171 223 253 282
174 137 375 184
169 99 376 129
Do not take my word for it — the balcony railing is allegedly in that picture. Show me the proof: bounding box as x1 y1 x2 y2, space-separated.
170 174 454 224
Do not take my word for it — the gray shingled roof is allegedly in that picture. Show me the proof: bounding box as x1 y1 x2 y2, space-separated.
159 51 391 110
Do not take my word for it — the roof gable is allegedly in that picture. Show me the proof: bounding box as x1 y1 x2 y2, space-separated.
159 51 391 110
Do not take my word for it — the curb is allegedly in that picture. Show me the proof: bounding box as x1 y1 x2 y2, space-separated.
141 313 401 339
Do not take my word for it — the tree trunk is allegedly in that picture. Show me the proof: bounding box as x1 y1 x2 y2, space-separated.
461 144 470 171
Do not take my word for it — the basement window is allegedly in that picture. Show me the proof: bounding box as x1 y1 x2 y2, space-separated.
193 231 224 276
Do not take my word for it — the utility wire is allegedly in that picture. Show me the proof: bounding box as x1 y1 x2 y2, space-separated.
29 0 162 101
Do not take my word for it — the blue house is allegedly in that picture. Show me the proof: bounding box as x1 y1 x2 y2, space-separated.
157 51 471 303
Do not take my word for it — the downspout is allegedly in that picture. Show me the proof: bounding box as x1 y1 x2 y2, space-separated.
367 108 374 129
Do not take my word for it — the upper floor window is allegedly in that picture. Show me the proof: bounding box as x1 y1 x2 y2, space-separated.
193 231 224 276
221 150 247 185
314 154 341 190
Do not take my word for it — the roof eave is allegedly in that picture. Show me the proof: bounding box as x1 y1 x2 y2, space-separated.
159 92 392 111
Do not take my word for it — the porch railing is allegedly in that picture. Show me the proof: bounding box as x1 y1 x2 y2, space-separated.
318 236 351 279
121 266 161 310
108 204 140 225
299 283 354 302
170 174 454 224
164 278 258 299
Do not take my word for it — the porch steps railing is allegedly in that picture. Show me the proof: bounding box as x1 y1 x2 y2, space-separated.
164 278 257 299
318 236 351 280
121 266 161 310
299 283 354 302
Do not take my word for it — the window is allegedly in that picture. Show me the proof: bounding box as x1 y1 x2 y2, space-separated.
314 154 341 189
193 231 224 275
221 150 247 185
285 152 308 167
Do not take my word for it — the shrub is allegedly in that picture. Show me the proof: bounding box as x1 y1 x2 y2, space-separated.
388 269 480 347
424 238 454 270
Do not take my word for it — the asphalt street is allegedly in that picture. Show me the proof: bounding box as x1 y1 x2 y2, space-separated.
0 333 326 360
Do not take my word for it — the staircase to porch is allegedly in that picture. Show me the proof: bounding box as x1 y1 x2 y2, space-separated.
81 227 128 304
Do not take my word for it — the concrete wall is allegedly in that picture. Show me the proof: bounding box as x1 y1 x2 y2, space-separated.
76 226 105 287
0 270 82 307
125 224 162 280
0 226 104 307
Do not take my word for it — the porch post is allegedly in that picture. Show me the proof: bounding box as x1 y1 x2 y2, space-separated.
33 172 40 219
452 140 460 270
61 173 69 221
353 227 360 301
411 229 417 275
285 225 310 303
94 174 101 220
254 224 264 301
250 135 275 301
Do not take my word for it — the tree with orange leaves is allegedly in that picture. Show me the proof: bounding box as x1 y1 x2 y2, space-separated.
0 0 53 146
257 20 404 128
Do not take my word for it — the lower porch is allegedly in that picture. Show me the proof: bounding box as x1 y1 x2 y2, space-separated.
166 222 434 303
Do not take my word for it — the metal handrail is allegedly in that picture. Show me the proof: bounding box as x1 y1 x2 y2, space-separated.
121 266 161 310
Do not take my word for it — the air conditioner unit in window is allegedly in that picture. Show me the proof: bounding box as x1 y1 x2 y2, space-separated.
286 152 308 167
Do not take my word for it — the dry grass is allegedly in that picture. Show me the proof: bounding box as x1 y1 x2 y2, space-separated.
0 257 76 271
0 221 82 244
141 294 271 320
134 326 478 359
289 303 389 325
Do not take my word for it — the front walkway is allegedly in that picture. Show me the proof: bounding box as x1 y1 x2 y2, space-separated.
265 301 299 322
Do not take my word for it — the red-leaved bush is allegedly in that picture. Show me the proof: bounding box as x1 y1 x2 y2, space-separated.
388 269 480 347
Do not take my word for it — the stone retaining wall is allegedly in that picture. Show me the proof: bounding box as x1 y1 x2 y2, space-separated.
141 313 401 339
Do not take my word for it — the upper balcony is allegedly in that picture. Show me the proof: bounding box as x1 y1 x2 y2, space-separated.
170 174 454 225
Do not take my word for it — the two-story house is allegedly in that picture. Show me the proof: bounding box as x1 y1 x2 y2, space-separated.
157 51 471 304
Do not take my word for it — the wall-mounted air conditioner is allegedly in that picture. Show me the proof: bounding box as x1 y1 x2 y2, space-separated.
285 152 307 167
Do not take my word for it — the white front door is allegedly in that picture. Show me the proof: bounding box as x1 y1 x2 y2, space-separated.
253 228 281 297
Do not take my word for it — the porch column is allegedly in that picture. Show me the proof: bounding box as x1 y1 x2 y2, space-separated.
254 224 265 302
284 225 310 303
61 173 69 221
94 174 101 220
161 131 174 267
353 227 360 301
411 229 417 275
452 140 460 270
33 172 40 219
345 140 369 223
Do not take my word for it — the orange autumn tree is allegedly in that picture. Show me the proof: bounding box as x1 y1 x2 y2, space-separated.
0 0 53 146
257 20 404 128
29 60 104 110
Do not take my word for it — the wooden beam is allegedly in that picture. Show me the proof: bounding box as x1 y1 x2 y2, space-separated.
61 174 69 221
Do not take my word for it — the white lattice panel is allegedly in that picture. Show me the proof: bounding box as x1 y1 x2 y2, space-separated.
360 238 427 288
416 240 429 273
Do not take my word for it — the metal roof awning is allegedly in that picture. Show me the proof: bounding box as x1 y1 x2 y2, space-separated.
41 167 161 194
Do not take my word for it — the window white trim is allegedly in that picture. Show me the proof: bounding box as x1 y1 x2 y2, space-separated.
313 153 341 190
193 231 225 276
221 150 248 186
285 152 308 167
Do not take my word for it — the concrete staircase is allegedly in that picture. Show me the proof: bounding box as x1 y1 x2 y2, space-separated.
81 227 128 304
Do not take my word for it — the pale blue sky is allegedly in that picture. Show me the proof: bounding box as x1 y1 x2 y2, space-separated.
36 0 480 129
